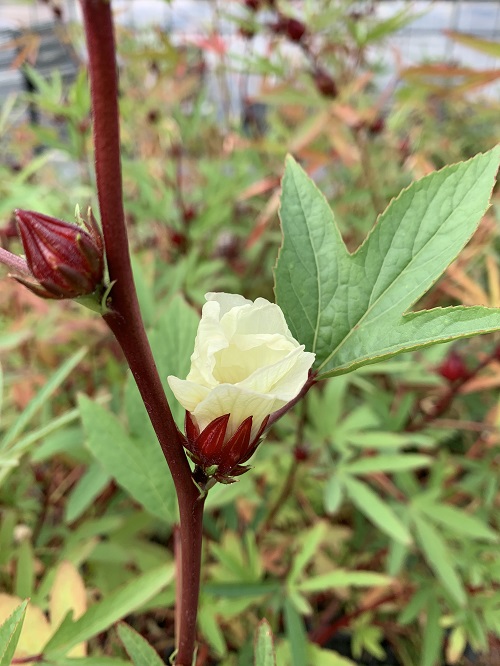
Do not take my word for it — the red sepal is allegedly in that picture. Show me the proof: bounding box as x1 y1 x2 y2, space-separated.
197 413 230 459
218 415 253 474
238 414 269 465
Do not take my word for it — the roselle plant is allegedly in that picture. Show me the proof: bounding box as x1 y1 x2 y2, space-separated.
1 2 500 665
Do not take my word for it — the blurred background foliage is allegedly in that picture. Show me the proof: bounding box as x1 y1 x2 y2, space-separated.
1 1 500 664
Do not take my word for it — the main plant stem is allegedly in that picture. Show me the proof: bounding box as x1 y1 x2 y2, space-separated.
80 2 202 663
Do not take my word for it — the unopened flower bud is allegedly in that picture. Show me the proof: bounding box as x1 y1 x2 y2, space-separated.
437 352 469 383
14 208 104 299
313 67 338 98
271 16 307 42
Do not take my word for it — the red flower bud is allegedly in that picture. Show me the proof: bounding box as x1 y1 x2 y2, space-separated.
272 16 306 42
368 117 385 135
244 0 260 11
437 352 469 382
184 411 269 482
14 208 104 299
313 67 338 98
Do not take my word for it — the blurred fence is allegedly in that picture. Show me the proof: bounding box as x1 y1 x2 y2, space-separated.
0 0 498 109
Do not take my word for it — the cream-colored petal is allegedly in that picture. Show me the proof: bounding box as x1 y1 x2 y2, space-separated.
264 348 315 400
229 299 293 338
192 384 281 442
238 346 314 400
187 300 227 387
167 376 211 412
205 292 252 318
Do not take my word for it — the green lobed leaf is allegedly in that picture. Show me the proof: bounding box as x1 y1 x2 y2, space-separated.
43 564 174 657
412 514 466 606
117 622 164 666
275 150 500 378
0 599 27 666
343 475 411 544
254 619 276 666
79 395 176 523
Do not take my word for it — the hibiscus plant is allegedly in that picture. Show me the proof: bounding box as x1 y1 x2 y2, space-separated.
0 2 499 665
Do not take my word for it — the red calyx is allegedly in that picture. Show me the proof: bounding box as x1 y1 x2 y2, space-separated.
184 412 269 480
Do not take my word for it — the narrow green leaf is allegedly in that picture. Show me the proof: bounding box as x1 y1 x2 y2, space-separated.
43 564 174 656
0 364 3 423
399 588 433 625
254 619 276 666
419 503 498 542
287 588 313 616
204 582 281 599
287 522 326 585
324 474 343 514
2 348 86 449
198 604 227 657
346 431 434 449
0 511 15 566
79 395 176 523
345 454 431 474
308 644 356 665
283 599 308 666
0 600 28 666
343 476 411 544
275 150 500 378
14 540 34 599
413 514 466 606
117 622 164 666
50 656 130 666
446 30 500 57
297 570 390 593
65 462 112 524
420 596 443 666
149 296 199 428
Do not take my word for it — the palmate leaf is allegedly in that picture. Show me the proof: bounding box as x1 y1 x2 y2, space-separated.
275 149 500 378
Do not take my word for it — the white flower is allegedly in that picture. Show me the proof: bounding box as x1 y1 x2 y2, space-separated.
168 292 315 448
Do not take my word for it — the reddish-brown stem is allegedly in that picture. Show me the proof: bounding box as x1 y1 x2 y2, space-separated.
80 2 202 663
